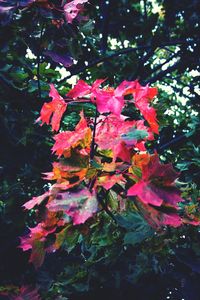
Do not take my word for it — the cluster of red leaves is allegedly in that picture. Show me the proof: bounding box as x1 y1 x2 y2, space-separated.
20 79 197 268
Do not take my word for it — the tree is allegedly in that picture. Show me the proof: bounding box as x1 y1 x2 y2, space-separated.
0 1 199 299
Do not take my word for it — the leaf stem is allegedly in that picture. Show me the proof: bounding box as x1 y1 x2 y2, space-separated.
90 106 98 161
97 190 117 223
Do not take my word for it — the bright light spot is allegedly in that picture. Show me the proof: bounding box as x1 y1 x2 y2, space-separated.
26 48 37 60
194 86 200 95
161 57 178 71
108 37 122 50
189 69 200 77
67 75 79 86
124 40 129 48
45 63 50 69
56 67 71 80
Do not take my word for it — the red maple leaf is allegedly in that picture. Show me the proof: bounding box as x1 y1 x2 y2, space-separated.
23 191 51 210
19 222 56 268
96 174 126 190
95 114 152 161
128 154 182 207
131 81 159 134
138 201 182 228
52 111 92 157
36 84 67 132
66 79 105 99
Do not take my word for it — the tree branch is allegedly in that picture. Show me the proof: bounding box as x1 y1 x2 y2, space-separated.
146 59 181 84
149 51 180 75
156 134 187 153
59 38 199 83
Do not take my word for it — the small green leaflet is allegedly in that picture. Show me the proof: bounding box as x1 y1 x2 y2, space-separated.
121 128 148 142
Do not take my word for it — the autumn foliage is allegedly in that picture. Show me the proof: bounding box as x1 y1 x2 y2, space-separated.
18 79 199 269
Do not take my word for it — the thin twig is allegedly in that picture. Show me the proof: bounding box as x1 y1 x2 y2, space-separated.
37 23 45 99
37 55 41 99
90 106 98 161
157 134 187 152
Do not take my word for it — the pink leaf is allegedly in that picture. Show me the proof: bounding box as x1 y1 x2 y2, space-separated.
23 191 51 210
47 189 98 225
63 0 89 24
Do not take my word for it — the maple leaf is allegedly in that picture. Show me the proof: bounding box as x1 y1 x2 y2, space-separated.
52 111 92 157
66 79 105 99
67 79 91 98
36 84 67 132
96 174 126 190
43 162 87 181
63 0 89 24
19 223 56 268
43 161 88 190
127 154 183 214
138 201 182 228
131 81 159 134
23 191 51 210
47 189 98 225
95 80 138 115
94 88 125 116
95 115 152 161
67 79 128 115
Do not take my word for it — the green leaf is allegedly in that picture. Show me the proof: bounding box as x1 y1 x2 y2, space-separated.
115 212 154 245
121 128 148 142
115 211 148 231
124 230 153 246
81 20 94 35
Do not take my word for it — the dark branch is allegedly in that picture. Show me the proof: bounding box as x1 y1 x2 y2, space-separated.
156 134 187 153
59 38 199 83
149 51 180 75
146 60 181 84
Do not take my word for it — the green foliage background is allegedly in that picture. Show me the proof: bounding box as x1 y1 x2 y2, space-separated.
0 0 199 299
